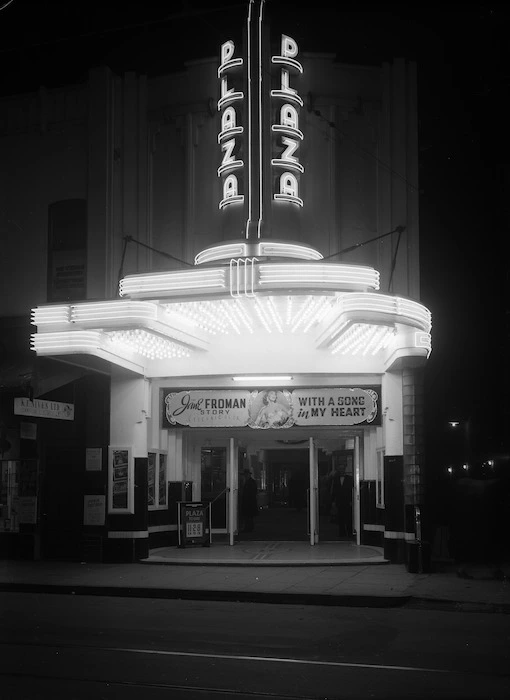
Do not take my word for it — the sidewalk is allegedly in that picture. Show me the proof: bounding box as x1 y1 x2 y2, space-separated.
1 541 509 614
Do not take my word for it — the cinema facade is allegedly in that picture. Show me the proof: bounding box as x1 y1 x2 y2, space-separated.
1 5 431 564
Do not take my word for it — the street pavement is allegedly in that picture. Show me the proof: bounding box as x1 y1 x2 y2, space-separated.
1 541 509 613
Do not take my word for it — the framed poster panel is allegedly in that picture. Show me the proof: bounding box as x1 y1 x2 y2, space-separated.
148 451 156 508
108 446 134 514
158 453 168 507
148 451 168 510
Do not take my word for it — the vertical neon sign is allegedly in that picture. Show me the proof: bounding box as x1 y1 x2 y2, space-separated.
218 40 245 210
217 1 304 231
271 34 304 206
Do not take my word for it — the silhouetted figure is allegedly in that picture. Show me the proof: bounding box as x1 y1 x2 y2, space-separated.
240 468 258 532
331 467 353 537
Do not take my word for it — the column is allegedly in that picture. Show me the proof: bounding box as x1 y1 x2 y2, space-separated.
105 371 150 562
382 371 406 562
403 366 427 555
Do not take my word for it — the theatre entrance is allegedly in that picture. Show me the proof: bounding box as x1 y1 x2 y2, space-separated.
195 432 360 545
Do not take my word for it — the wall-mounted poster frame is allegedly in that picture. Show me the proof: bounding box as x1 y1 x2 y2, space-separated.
108 446 134 514
148 450 168 510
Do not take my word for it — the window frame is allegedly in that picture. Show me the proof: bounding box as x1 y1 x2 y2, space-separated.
108 446 134 514
148 450 168 511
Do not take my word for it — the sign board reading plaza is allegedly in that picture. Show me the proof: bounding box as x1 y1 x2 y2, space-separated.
162 387 380 429
14 397 75 421
217 34 304 210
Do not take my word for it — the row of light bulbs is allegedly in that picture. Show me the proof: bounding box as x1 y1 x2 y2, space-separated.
105 303 397 361
330 324 395 356
108 330 190 360
164 296 336 336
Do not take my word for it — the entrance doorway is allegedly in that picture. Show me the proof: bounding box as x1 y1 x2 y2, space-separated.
191 431 359 545
200 446 227 530
240 448 309 541
237 445 355 543
317 448 355 542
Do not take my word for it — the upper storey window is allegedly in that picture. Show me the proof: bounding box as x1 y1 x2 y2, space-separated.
47 199 87 302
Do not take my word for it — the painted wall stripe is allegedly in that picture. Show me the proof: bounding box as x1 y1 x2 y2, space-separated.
107 531 149 539
148 525 177 533
383 530 417 541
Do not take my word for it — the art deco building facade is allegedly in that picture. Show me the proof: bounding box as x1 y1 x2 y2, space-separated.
0 4 430 563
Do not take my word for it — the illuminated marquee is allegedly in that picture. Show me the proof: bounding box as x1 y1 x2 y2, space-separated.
271 35 304 207
218 40 245 209
161 387 381 429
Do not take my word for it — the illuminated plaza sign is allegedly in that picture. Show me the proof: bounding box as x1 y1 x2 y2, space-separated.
271 35 304 206
218 40 244 210
217 27 304 214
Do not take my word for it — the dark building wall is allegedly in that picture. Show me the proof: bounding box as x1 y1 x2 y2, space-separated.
0 370 110 561
1 52 419 323
403 367 426 505
0 88 88 316
39 374 110 561
383 455 405 562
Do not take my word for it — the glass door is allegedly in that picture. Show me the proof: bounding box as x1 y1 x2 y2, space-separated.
200 446 227 533
354 436 361 545
228 438 238 545
308 437 319 544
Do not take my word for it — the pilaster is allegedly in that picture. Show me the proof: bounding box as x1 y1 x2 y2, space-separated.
105 372 150 561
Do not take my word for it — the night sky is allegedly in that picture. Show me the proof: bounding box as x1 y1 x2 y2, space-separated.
1 1 508 468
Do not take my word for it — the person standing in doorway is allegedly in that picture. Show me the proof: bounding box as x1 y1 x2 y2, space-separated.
241 468 258 533
332 465 354 537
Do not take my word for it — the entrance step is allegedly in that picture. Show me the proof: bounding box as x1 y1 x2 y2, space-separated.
143 541 388 566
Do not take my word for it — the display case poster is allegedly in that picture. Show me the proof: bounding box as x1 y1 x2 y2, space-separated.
83 495 105 526
179 502 210 546
16 496 38 525
19 460 38 497
148 452 156 507
158 454 167 506
20 422 37 440
112 449 129 510
86 447 103 472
